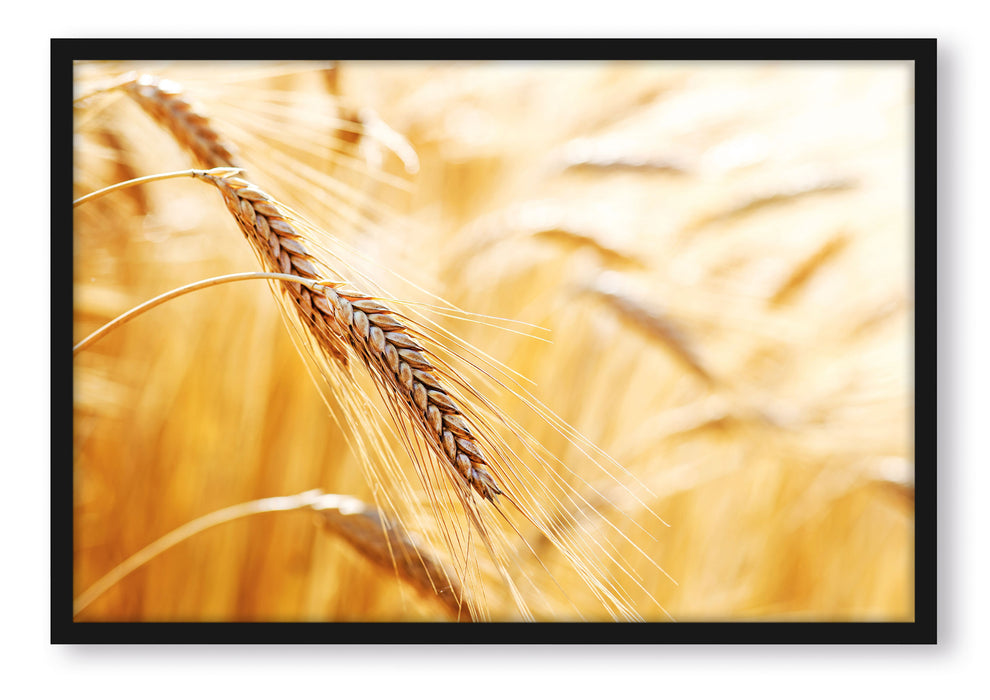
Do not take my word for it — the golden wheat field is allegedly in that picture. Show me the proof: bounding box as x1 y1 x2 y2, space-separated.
71 59 914 623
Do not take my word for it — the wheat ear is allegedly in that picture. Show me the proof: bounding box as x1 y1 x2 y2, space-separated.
122 74 503 504
197 169 504 502
584 279 716 385
122 74 241 169
312 493 473 620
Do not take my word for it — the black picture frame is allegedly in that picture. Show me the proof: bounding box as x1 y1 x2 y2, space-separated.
54 37 935 644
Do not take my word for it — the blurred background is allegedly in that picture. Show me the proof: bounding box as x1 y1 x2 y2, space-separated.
73 60 914 621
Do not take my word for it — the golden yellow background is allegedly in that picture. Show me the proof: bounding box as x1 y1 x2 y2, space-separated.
73 60 914 621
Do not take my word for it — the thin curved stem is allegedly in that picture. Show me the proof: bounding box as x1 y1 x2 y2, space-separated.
73 167 244 207
73 490 327 617
73 272 343 355
73 489 474 621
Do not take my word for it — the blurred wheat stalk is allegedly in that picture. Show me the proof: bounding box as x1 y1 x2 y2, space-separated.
73 59 914 622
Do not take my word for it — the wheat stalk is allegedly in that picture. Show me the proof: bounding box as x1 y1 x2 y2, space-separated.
73 270 339 356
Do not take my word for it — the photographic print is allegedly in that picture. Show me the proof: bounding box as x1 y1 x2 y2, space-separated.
58 40 932 642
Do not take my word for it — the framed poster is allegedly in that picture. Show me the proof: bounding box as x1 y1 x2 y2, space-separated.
56 38 933 643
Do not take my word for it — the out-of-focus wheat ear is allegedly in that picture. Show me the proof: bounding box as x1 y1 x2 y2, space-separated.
313 493 474 621
582 277 717 386
444 200 645 280
846 294 906 340
121 73 242 169
684 173 857 234
93 127 151 215
322 62 341 94
769 231 850 306
558 136 690 175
